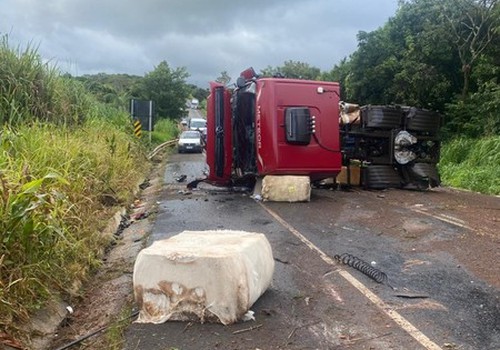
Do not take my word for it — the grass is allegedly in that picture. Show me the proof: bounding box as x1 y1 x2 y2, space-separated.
150 117 181 146
0 120 148 327
439 136 500 195
0 34 154 346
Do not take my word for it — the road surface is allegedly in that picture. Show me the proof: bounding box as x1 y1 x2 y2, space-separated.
124 151 499 350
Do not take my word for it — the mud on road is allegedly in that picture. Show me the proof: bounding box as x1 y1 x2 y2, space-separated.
51 152 499 350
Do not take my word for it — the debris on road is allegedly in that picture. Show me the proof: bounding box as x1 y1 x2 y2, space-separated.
175 174 187 182
131 211 149 221
138 178 151 190
177 190 192 195
394 292 429 299
232 324 263 335
334 253 392 287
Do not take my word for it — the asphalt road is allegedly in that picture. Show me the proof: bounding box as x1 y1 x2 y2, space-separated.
124 152 500 350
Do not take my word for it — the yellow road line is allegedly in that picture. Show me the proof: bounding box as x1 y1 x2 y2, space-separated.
260 202 443 350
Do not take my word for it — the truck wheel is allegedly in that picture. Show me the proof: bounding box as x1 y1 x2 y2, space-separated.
361 105 403 129
404 107 441 134
363 165 403 189
405 162 440 188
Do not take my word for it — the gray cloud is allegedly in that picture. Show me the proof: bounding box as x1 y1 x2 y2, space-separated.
2 0 398 86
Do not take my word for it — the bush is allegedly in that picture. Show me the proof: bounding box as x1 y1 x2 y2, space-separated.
150 118 180 146
439 136 500 195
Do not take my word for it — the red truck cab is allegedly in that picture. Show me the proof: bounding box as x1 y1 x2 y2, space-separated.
206 70 342 186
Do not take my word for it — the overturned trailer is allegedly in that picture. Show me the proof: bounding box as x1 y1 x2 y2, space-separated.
339 103 441 189
204 68 442 195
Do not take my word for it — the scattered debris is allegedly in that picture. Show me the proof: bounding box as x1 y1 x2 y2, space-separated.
182 322 194 333
115 215 131 237
334 253 394 289
274 257 290 264
139 179 151 190
232 324 263 335
175 174 187 182
260 309 274 316
241 310 255 322
177 190 192 196
251 194 262 201
394 292 429 299
131 211 149 221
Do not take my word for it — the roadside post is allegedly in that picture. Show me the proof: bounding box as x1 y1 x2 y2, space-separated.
130 99 155 143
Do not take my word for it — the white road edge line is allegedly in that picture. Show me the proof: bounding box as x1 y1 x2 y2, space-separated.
260 203 443 350
411 208 473 231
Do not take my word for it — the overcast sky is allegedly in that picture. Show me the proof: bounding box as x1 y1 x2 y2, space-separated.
2 0 399 87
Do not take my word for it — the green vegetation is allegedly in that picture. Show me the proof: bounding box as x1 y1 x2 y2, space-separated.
151 118 181 145
440 137 500 194
0 35 152 344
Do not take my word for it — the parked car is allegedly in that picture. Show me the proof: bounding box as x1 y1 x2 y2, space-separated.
178 130 203 153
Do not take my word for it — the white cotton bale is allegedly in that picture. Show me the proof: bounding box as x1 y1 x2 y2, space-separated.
133 230 274 325
261 175 311 202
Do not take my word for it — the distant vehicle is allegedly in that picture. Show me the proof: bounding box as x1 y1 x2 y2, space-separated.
190 99 199 109
189 118 207 134
178 131 203 153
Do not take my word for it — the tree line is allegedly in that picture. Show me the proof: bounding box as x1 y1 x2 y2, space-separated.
261 0 499 139
78 0 498 140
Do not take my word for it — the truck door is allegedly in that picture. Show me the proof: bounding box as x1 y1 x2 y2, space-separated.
206 82 232 185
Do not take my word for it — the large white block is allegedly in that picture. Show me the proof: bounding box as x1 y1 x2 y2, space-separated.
133 230 274 325
261 175 311 202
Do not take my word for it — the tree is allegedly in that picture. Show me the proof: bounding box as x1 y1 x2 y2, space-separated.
342 0 460 110
440 0 499 99
320 58 352 100
215 71 231 85
188 84 210 103
260 60 321 80
133 61 190 120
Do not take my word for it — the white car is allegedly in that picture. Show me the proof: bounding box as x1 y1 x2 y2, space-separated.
178 131 203 153
189 118 207 134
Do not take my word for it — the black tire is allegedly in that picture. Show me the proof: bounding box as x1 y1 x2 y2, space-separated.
363 165 403 189
404 107 441 134
361 105 403 129
406 162 440 188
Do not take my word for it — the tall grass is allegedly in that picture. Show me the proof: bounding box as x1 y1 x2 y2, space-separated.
150 118 180 145
439 136 500 195
0 34 149 343
0 119 147 328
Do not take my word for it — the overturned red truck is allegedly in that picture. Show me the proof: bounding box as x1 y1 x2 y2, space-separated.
205 67 441 191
